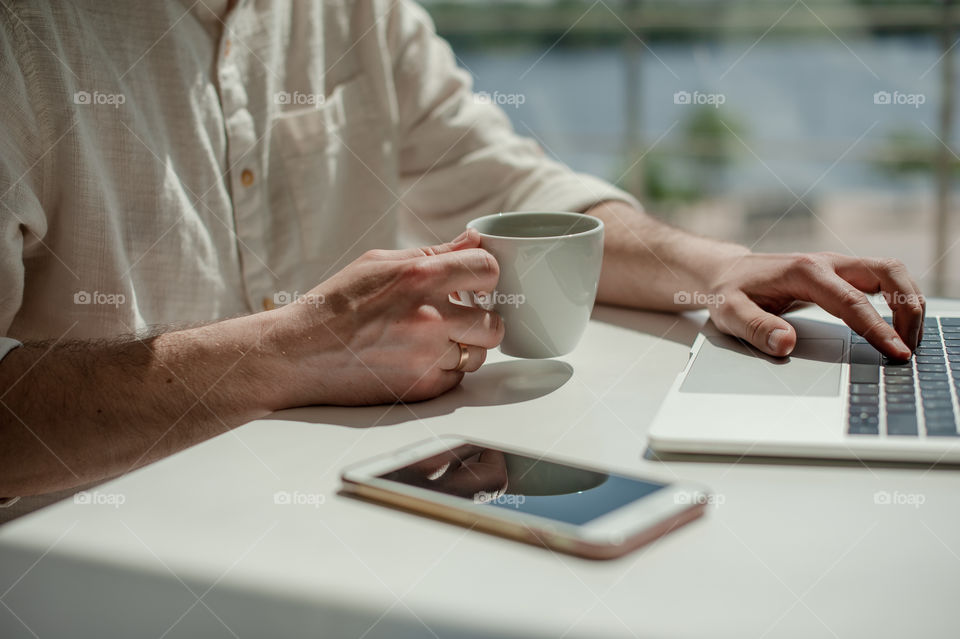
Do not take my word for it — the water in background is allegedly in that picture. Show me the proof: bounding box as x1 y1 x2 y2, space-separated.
457 34 953 196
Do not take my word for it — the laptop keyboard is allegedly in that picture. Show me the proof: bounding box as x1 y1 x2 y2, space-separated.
848 316 960 437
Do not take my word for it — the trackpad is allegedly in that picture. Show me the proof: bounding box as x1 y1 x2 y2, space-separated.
680 335 843 396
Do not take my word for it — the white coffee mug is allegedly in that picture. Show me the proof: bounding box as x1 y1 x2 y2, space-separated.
464 211 604 359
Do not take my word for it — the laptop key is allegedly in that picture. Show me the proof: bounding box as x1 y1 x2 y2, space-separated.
850 383 879 395
887 414 919 436
886 404 917 413
849 419 879 435
917 364 948 373
923 402 953 414
886 392 916 404
884 369 913 379
926 423 959 437
849 344 881 384
850 365 880 384
884 376 914 386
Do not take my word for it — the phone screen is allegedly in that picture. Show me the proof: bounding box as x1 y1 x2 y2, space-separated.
377 444 666 526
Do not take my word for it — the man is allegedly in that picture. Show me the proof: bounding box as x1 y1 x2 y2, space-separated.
0 1 924 518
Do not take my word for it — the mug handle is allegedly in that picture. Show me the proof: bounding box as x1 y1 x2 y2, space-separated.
449 291 494 311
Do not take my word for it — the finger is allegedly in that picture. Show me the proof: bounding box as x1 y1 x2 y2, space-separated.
453 449 509 496
404 445 486 476
413 247 500 296
833 255 925 351
792 267 911 359
444 303 504 349
711 292 797 357
439 340 487 373
392 229 482 261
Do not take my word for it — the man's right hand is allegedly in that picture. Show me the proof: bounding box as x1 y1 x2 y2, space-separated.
272 229 504 406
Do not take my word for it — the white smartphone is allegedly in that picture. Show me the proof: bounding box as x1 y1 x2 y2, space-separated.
341 436 709 559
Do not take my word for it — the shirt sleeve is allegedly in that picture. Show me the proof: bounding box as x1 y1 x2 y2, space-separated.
387 0 642 244
0 15 48 336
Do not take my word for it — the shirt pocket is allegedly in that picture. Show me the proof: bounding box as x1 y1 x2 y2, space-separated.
270 75 396 266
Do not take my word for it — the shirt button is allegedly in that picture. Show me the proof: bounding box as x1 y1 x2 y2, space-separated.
261 297 275 311
223 39 231 57
241 169 255 187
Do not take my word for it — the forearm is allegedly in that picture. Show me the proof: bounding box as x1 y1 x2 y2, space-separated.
0 310 290 496
588 200 749 310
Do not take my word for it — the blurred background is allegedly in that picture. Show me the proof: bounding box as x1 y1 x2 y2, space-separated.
421 0 960 297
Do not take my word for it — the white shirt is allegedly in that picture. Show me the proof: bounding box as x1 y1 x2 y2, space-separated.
0 0 639 521
0 0 638 343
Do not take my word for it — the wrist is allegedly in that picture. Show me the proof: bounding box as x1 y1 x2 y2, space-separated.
174 309 300 417
689 239 751 295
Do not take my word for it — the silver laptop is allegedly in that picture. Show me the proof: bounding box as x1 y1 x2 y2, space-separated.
648 304 960 463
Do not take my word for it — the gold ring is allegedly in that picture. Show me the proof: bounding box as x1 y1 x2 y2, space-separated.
454 342 470 372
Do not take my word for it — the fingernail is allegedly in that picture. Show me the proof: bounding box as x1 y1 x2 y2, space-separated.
767 328 789 353
452 230 469 243
887 336 910 357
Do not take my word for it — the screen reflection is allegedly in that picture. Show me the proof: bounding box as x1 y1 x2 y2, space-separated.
379 444 665 526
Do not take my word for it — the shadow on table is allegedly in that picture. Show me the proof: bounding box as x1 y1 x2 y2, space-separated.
645 448 960 471
266 359 574 428
590 305 704 348
0 543 564 639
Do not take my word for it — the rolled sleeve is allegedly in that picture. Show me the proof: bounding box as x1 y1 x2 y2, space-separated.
389 0 641 244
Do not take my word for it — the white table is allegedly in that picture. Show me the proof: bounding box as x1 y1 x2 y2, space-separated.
3 303 960 639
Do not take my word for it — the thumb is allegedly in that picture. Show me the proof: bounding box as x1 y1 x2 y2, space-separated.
711 292 797 357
